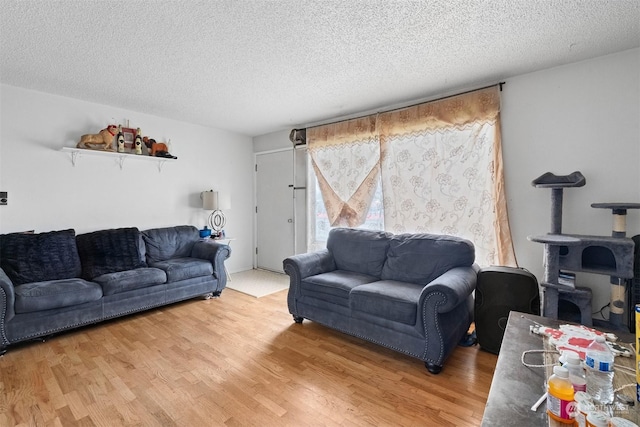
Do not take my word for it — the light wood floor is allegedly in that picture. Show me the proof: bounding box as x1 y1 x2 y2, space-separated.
0 284 497 426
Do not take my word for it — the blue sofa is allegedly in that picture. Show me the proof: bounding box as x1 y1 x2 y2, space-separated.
0 225 231 354
284 228 477 374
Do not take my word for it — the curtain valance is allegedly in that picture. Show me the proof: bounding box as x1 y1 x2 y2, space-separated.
377 87 501 136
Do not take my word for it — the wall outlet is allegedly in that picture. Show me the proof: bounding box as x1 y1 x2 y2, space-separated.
0 191 7 205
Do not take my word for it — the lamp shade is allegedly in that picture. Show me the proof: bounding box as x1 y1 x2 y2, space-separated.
202 190 218 210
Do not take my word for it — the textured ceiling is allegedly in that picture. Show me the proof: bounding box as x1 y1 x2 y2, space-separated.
1 1 639 137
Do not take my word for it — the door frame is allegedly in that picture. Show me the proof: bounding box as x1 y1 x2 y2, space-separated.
253 147 294 269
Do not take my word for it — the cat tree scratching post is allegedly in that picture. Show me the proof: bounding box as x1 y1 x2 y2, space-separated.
590 203 640 327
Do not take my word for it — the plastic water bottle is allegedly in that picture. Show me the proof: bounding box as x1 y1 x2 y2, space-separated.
547 365 576 424
562 350 587 392
585 335 615 404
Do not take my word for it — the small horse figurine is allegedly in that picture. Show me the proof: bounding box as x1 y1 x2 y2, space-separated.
143 137 177 159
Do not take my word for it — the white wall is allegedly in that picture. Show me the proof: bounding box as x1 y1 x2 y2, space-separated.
0 84 255 273
502 48 640 312
253 129 291 152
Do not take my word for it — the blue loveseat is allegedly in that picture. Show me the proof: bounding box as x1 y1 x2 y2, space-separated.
284 228 477 374
0 225 231 354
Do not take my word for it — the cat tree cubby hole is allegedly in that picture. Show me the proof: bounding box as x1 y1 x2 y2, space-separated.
555 238 635 328
581 246 616 271
557 238 635 279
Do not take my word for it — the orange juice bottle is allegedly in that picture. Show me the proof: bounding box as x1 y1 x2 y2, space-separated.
547 366 576 424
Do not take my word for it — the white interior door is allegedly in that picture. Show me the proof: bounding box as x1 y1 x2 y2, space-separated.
256 149 294 272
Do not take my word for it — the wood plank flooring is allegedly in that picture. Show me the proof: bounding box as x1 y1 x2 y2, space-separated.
0 286 497 426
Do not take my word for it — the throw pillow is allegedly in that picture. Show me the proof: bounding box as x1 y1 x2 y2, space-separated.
0 229 82 285
76 227 147 280
142 225 199 263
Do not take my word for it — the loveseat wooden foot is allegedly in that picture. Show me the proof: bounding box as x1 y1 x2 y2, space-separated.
293 315 304 323
425 362 442 374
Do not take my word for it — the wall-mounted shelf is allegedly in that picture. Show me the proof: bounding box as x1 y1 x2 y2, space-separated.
61 147 175 172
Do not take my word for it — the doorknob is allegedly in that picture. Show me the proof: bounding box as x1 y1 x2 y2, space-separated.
288 219 293 223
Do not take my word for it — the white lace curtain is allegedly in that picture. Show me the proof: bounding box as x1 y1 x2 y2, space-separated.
307 86 516 266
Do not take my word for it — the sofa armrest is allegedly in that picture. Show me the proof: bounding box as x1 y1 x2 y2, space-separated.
0 267 15 346
418 265 477 314
191 241 232 290
416 265 477 366
284 249 336 317
283 249 336 281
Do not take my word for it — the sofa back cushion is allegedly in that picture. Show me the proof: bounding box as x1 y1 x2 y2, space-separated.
326 228 391 278
381 233 475 284
142 225 199 263
0 229 81 285
76 227 147 280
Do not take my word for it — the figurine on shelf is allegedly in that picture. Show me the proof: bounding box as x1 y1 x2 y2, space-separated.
143 136 177 159
116 125 125 153
134 127 143 154
77 125 117 151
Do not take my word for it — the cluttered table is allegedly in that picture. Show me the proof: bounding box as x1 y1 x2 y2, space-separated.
481 311 638 426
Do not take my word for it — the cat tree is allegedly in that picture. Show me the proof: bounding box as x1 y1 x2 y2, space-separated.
528 171 638 329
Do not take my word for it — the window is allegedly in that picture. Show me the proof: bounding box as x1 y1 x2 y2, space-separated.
308 166 384 251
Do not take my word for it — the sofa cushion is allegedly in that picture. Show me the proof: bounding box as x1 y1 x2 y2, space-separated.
301 270 378 306
0 229 81 285
93 267 167 296
326 228 391 278
350 280 424 325
76 228 147 280
14 278 103 313
150 257 213 282
142 226 199 263
381 234 475 285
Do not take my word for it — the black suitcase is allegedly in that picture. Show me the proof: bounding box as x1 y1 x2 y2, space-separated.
475 266 540 354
